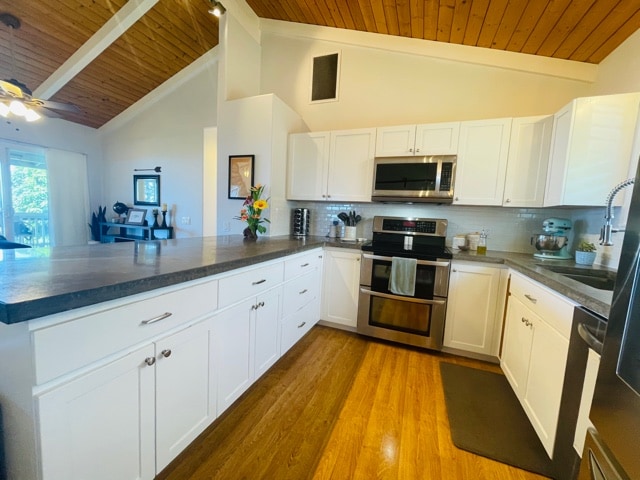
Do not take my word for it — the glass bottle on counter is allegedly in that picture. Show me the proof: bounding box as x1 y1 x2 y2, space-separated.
477 229 487 255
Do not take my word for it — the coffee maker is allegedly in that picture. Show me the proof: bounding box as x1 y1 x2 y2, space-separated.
532 218 572 260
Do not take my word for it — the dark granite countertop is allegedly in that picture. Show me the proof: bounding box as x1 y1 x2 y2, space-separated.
0 235 331 325
0 236 611 325
452 250 613 318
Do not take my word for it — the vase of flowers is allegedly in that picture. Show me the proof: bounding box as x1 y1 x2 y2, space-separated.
236 184 270 239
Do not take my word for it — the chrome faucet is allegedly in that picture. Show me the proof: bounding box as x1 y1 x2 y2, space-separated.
600 178 635 246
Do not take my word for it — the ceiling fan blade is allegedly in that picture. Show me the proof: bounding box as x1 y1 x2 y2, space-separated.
0 79 24 98
28 97 81 113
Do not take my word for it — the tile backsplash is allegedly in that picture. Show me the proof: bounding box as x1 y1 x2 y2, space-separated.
285 201 621 268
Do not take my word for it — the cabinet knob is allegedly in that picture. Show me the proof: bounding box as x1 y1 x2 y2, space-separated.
259 301 265 307
505 198 511 203
144 357 156 366
415 148 420 153
452 269 457 272
409 148 413 152
161 349 172 358
521 317 532 327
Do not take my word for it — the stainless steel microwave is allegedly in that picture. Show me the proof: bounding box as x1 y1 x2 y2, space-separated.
371 155 456 203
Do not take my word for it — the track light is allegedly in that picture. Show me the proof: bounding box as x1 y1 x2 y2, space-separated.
208 1 226 17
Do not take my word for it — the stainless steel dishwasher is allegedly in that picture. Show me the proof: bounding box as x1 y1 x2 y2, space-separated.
553 306 607 480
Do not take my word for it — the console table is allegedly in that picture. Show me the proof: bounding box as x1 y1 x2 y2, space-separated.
99 222 173 243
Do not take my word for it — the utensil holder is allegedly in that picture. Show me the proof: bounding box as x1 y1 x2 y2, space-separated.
344 226 357 240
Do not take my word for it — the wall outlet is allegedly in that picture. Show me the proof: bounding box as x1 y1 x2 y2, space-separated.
223 221 231 232
181 216 191 225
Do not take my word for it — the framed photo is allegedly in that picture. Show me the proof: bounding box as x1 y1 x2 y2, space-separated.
133 174 160 206
126 208 147 225
228 155 254 199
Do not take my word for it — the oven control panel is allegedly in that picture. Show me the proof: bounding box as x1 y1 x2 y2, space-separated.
373 216 447 237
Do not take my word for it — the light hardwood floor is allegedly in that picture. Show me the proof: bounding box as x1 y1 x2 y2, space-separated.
158 326 549 480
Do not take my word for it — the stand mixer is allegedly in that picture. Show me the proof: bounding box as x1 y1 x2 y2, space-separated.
532 218 572 260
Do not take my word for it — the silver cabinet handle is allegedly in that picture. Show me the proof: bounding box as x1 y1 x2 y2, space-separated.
259 301 265 307
359 287 446 306
252 279 266 285
524 294 537 304
299 289 308 295
521 317 532 327
297 321 306 328
362 253 449 268
144 357 156 366
300 263 309 267
161 349 172 358
141 312 172 325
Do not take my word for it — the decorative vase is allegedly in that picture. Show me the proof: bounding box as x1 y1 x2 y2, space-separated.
243 227 258 240
575 251 596 266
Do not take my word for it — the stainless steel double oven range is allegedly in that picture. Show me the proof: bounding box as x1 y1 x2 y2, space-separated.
357 216 452 351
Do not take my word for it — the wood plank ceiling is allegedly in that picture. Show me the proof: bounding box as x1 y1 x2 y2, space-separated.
0 0 638 130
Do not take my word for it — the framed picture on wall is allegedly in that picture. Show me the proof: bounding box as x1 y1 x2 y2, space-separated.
228 155 255 199
126 208 147 225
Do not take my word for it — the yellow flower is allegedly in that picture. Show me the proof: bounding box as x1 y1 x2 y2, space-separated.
253 199 268 210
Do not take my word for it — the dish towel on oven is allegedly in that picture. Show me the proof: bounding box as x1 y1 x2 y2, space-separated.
388 257 417 296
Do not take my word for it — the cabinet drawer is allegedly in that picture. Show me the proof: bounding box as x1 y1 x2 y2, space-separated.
282 269 320 318
218 261 284 308
281 299 319 355
284 249 323 281
32 279 218 385
509 272 575 338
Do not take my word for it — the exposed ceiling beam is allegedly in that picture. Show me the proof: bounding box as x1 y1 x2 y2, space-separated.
33 0 159 100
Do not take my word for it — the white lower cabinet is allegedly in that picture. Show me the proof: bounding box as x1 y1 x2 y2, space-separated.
37 319 215 480
443 262 508 357
321 248 361 329
214 287 282 413
501 271 575 458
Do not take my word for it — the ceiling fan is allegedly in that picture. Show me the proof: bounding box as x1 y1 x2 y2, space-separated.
0 13 80 121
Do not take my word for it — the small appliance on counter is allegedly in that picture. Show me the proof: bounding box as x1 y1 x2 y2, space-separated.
532 217 572 259
292 208 310 236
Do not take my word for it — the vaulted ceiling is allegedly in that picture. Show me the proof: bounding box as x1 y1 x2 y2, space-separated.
1 1 638 129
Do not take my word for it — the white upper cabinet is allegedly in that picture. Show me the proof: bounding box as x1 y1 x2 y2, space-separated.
287 128 376 202
544 93 640 207
375 122 460 156
503 115 553 207
454 118 512 205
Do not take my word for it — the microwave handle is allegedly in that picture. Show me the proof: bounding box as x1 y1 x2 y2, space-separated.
359 287 446 306
362 253 450 268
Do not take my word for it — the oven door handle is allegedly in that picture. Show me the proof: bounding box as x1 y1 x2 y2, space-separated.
361 253 450 268
359 287 446 305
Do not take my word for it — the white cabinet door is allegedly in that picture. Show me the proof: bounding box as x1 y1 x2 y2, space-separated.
37 344 156 480
523 314 570 457
375 125 416 156
454 118 512 205
155 321 215 472
503 115 553 207
443 262 507 356
414 122 460 155
327 128 376 202
544 93 640 206
254 287 282 379
214 300 254 412
501 295 535 399
321 249 361 328
286 131 330 200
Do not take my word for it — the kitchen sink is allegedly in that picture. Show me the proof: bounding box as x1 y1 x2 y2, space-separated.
538 265 617 291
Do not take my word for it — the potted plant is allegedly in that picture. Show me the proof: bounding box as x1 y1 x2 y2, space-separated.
575 240 597 265
88 206 107 242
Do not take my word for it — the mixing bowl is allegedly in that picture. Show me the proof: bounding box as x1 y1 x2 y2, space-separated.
532 234 568 252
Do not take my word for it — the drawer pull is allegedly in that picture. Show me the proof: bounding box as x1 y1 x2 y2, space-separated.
259 301 265 307
161 349 172 358
141 312 173 325
297 321 306 329
144 357 156 366
299 289 308 295
524 294 537 304
252 279 267 285
300 262 310 267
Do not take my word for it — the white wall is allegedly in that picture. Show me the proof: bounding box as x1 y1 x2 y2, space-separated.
259 21 596 131
593 29 640 95
101 59 218 237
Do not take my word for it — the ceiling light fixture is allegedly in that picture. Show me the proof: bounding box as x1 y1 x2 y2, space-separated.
0 13 41 122
208 1 226 17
